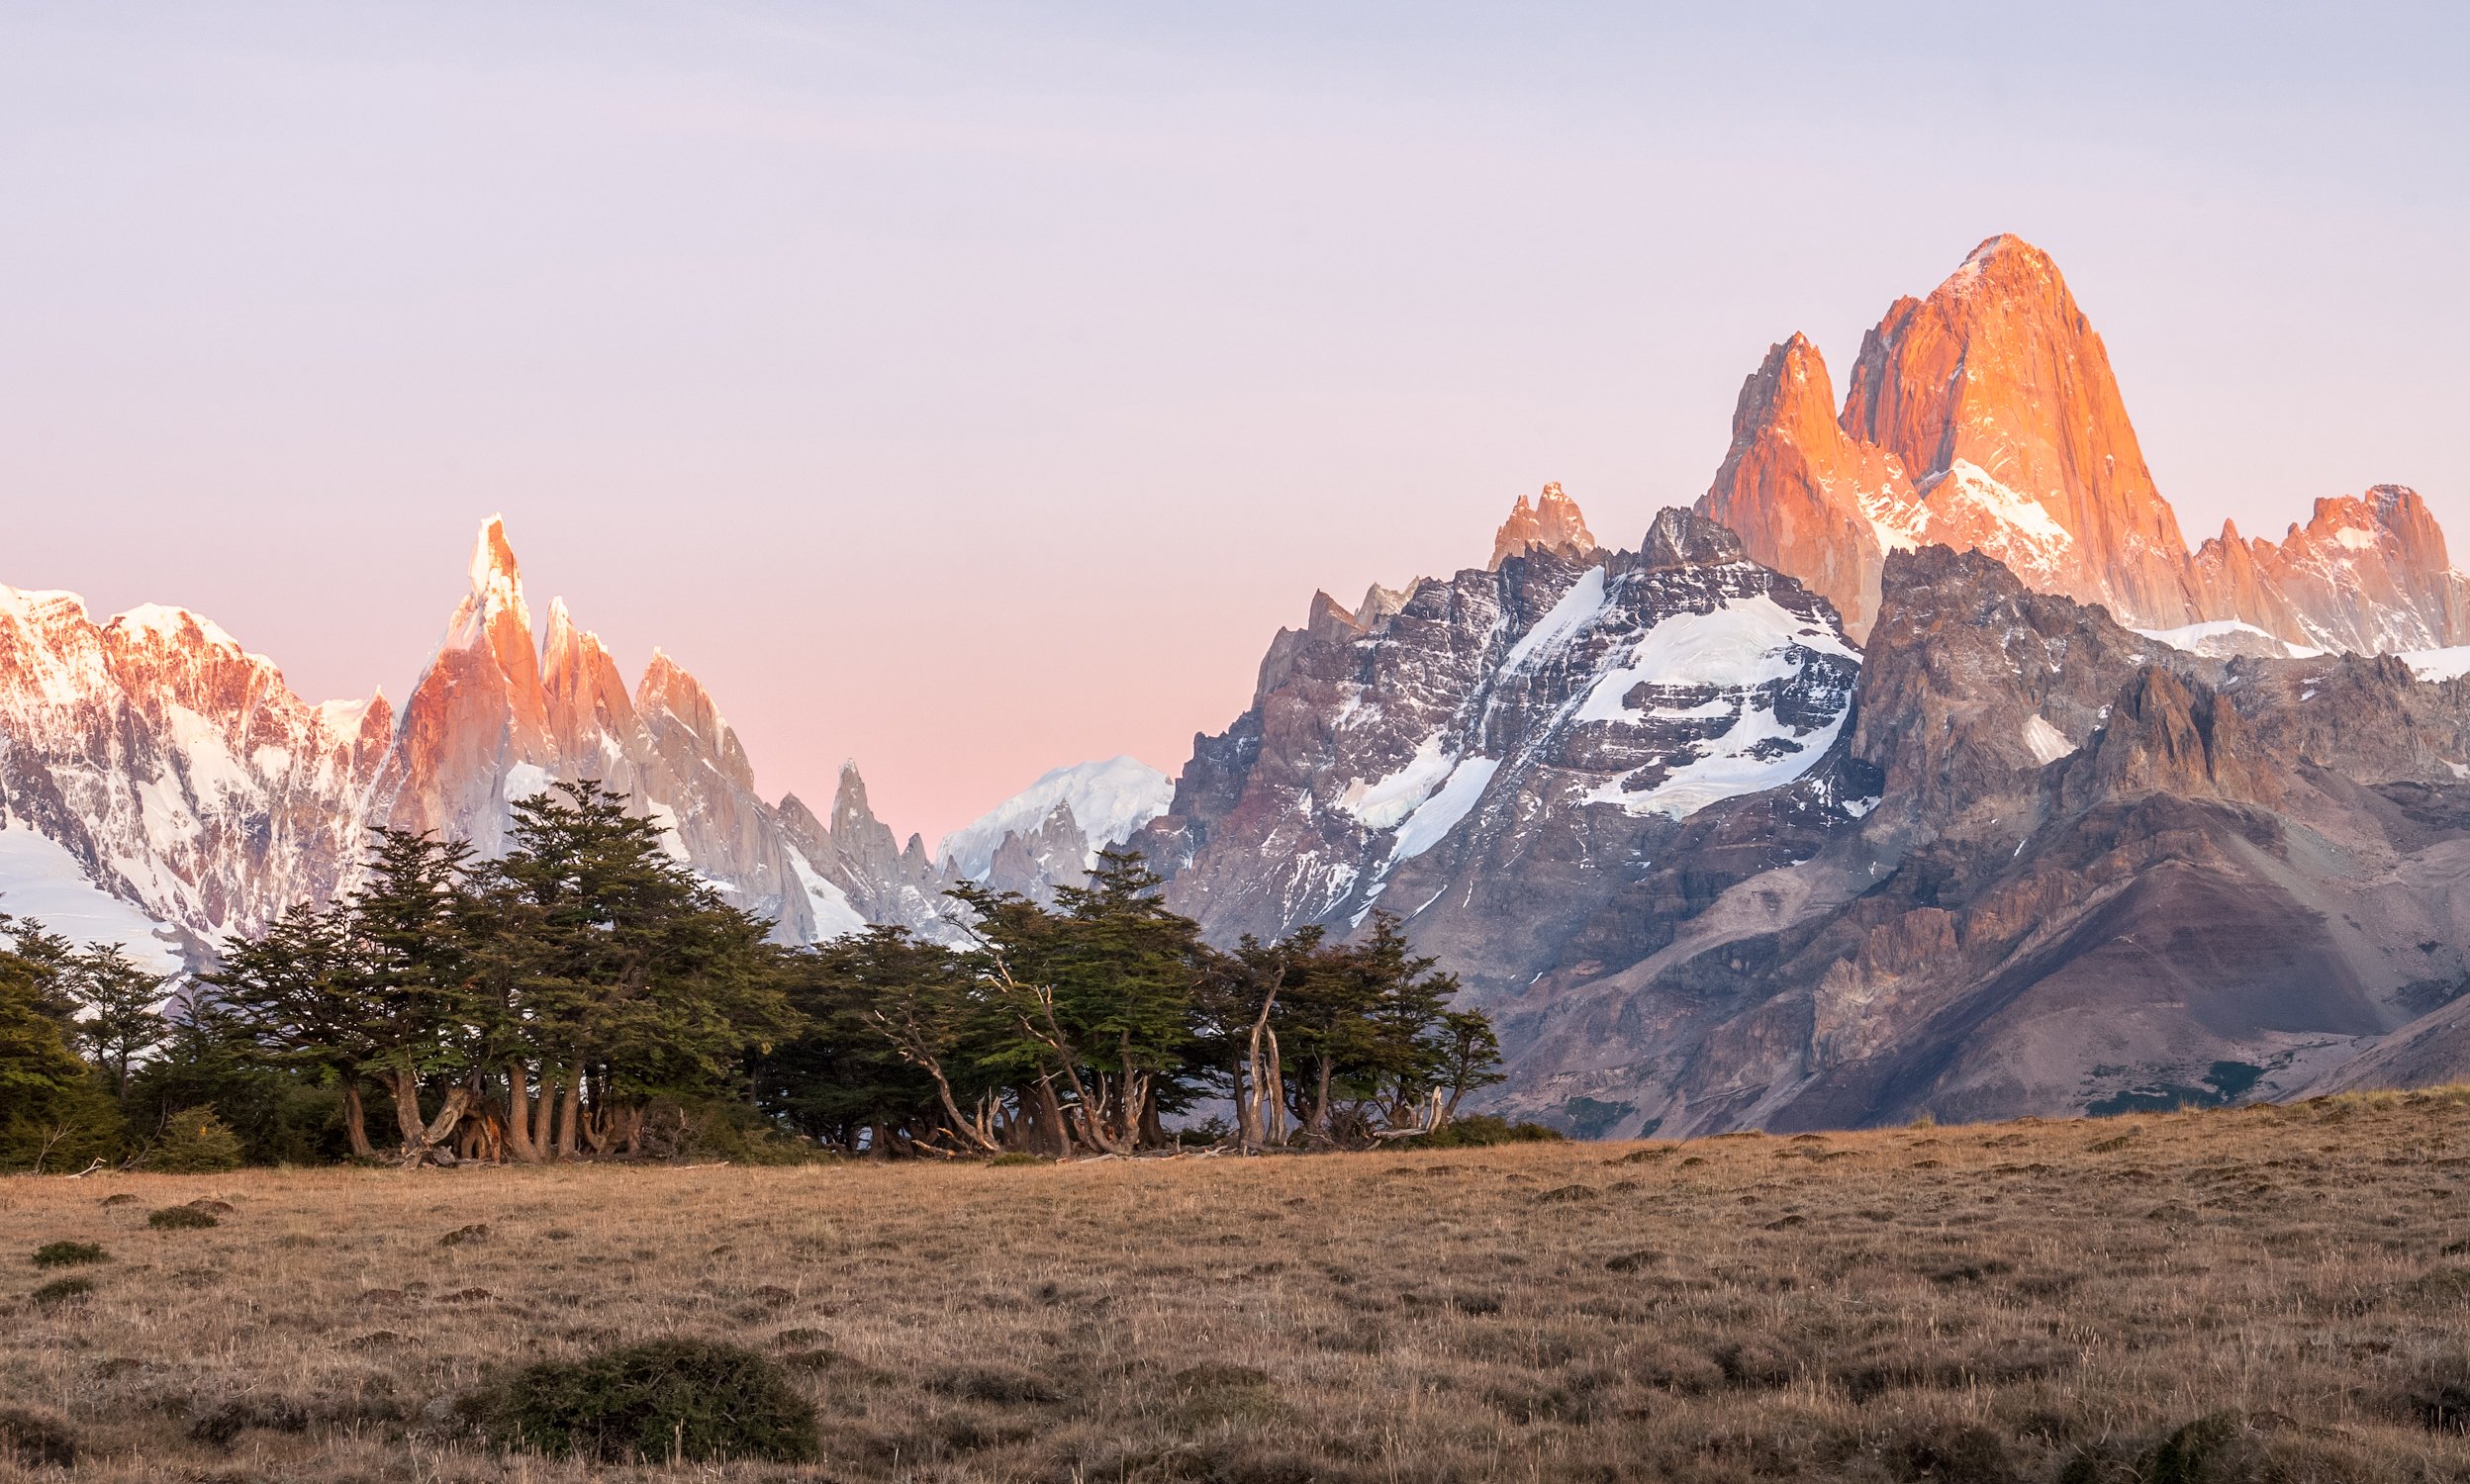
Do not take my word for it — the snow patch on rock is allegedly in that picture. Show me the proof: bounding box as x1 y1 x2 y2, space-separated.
2021 713 2075 766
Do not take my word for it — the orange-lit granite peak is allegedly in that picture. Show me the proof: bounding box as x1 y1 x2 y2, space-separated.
1700 332 1924 638
1490 482 1598 568
1838 234 2201 627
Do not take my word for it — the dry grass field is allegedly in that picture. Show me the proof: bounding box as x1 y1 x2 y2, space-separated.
7 1093 2470 1482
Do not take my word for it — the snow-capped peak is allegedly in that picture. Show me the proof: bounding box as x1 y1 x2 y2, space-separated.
939 756 1176 881
108 603 244 654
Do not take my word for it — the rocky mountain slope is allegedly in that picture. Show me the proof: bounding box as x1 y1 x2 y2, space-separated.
1144 476 2470 1130
1136 503 1872 972
1488 545 2470 1133
1702 235 2468 653
0 586 390 965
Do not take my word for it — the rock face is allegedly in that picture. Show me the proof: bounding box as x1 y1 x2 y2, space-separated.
1700 333 1917 639
776 764 952 942
366 517 825 941
0 587 391 958
1137 497 1870 983
1486 546 2470 1134
1147 472 2470 1131
0 515 1083 964
1703 235 2466 655
2192 487 2470 655
1489 483 1597 569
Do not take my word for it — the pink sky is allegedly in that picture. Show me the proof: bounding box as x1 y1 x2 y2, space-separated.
2 5 2465 846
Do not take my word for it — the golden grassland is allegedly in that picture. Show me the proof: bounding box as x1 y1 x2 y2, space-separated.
8 1092 2470 1482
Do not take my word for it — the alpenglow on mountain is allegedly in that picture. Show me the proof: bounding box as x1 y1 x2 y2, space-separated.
1700 234 2467 653
0 518 1138 965
7 232 2470 1134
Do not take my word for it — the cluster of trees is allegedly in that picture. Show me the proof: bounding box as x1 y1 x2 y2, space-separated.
0 783 1502 1168
761 860 1501 1158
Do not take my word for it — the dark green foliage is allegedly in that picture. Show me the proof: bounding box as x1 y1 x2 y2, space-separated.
145 1105 244 1172
0 922 125 1171
988 1152 1044 1166
471 1339 819 1463
31 1241 107 1268
30 1276 94 1306
1395 1115 1565 1149
146 1204 219 1230
58 943 169 1098
0 1406 76 1468
180 797 1505 1164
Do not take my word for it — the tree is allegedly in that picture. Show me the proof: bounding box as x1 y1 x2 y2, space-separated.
210 900 386 1158
951 851 1208 1156
491 782 796 1159
0 921 124 1171
1257 912 1496 1146
348 828 491 1158
759 925 997 1156
59 944 170 1100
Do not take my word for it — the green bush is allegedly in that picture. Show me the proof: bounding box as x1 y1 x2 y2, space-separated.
1396 1115 1567 1150
146 1205 219 1230
0 1406 77 1468
146 1107 244 1173
31 1276 94 1307
31 1241 107 1268
679 1104 832 1166
469 1339 819 1463
988 1152 1046 1166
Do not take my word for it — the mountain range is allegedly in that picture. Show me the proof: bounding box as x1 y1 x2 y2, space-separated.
0 521 1172 965
6 232 2467 1130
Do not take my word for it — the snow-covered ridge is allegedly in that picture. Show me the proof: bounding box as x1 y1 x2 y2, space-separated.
939 756 1176 881
2404 647 2470 684
1573 592 1855 819
2135 619 2325 661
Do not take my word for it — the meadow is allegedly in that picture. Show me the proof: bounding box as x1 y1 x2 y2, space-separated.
6 1092 2470 1481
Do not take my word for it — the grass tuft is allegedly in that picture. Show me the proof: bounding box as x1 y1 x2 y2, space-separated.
467 1339 819 1463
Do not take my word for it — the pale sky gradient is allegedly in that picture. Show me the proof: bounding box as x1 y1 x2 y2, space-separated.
2 3 2464 845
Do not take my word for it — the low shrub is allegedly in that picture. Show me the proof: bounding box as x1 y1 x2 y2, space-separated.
31 1276 94 1307
1396 1115 1566 1150
468 1339 819 1463
32 1241 108 1268
147 1205 218 1230
147 1107 245 1173
0 1406 76 1468
987 1152 1046 1166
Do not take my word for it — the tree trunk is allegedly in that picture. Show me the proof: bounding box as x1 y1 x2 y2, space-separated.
404 1084 475 1164
387 1067 426 1150
556 1065 583 1159
504 1063 540 1163
1264 1028 1287 1146
532 1062 560 1158
1309 1056 1334 1139
340 1082 376 1160
1031 1076 1074 1158
1137 1081 1165 1149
